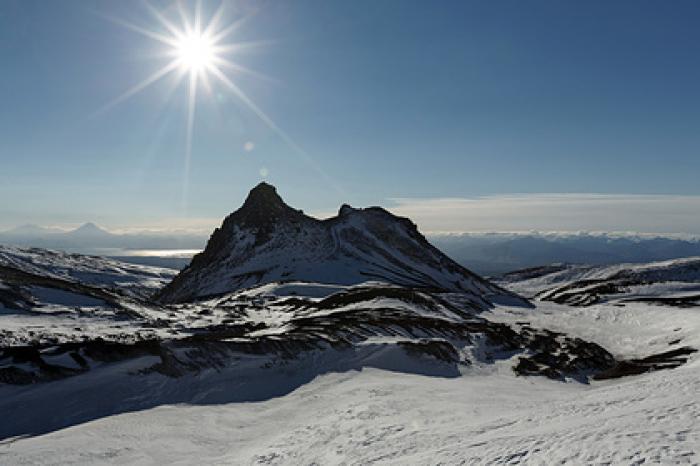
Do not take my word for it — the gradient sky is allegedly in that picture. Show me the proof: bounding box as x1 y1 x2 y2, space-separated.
1 0 699 233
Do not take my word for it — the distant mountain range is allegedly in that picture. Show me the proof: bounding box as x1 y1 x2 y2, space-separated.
431 233 700 276
0 222 207 252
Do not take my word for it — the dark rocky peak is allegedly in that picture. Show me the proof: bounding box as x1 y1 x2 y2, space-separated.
241 182 285 210
185 183 310 272
231 182 307 228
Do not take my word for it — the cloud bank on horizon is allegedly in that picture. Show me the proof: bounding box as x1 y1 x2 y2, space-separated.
388 193 700 236
2 193 699 239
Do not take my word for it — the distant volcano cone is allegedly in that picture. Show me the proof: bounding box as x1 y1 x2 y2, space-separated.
71 223 109 236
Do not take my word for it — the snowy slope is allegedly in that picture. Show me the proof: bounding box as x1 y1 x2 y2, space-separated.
157 183 523 306
2 299 699 464
0 245 177 298
497 257 700 305
0 246 179 347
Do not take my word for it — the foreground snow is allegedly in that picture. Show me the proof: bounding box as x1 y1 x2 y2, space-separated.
2 359 698 464
3 299 699 465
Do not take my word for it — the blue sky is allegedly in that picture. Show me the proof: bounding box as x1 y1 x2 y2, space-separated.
1 0 699 233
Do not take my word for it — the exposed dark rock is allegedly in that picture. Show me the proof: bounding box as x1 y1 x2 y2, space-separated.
0 366 36 385
536 278 638 306
622 295 700 308
594 347 698 380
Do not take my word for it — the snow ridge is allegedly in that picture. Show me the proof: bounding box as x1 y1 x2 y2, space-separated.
498 257 700 306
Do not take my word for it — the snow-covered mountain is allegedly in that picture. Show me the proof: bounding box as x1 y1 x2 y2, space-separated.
497 257 700 306
64 222 115 239
157 183 523 306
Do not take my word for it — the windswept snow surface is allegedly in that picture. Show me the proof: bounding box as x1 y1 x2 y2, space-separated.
2 298 700 464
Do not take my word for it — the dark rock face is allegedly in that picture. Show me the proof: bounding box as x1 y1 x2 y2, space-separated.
512 328 616 382
593 347 698 380
157 183 527 305
623 295 700 307
225 182 306 241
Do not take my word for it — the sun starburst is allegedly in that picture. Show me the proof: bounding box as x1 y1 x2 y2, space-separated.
100 2 272 202
100 1 343 208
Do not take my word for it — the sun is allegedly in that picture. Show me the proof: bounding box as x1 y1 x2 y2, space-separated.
175 31 215 72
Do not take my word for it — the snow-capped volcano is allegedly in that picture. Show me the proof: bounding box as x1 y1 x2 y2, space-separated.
157 183 522 305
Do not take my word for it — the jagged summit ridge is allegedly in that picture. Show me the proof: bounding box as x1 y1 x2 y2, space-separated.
157 183 525 305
